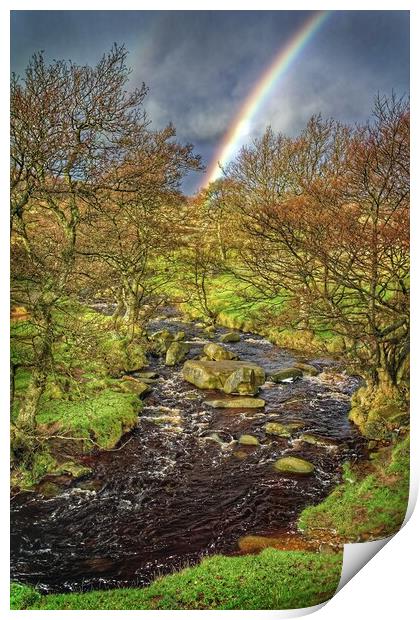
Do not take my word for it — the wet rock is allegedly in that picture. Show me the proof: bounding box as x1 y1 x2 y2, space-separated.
233 450 248 459
182 360 265 391
264 422 293 437
205 397 265 409
271 367 303 382
173 330 186 341
165 342 191 366
238 434 260 446
294 362 319 376
120 377 151 397
299 434 339 448
55 461 92 478
220 332 241 343
203 342 238 361
223 366 259 396
150 329 174 353
136 371 159 380
273 456 315 474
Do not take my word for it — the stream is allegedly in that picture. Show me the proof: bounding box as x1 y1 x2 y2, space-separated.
11 310 365 593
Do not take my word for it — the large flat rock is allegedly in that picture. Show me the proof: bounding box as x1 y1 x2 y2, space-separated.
182 360 265 391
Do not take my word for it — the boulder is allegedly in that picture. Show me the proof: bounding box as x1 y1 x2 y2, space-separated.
264 421 305 437
223 366 259 395
165 342 191 366
294 362 319 376
271 367 303 383
120 377 151 397
136 371 159 380
203 342 238 361
220 332 241 343
299 434 339 448
238 434 260 446
182 360 265 391
173 330 186 341
205 397 265 409
273 456 315 474
150 329 174 354
204 325 216 335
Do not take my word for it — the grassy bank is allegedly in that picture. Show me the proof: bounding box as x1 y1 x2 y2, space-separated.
11 548 342 610
298 435 410 542
11 301 147 489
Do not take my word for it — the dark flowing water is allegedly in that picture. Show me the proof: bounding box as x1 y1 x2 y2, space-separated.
11 311 365 593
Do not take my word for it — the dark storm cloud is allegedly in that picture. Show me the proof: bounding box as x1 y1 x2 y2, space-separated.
11 10 409 193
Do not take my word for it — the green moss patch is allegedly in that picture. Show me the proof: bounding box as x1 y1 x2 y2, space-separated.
36 390 141 450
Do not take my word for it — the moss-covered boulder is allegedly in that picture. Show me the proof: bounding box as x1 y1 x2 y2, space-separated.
264 422 295 437
294 363 319 376
238 434 260 446
203 342 238 361
102 337 147 375
173 330 186 341
182 360 265 391
204 325 216 335
120 376 151 397
150 329 174 354
223 366 260 395
165 342 191 366
273 456 315 474
271 368 303 383
299 434 339 448
205 397 265 409
220 332 241 343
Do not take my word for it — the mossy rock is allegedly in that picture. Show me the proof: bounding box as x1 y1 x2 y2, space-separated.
204 325 216 335
205 397 265 409
273 456 315 474
203 342 238 361
55 461 92 478
182 360 264 391
149 329 174 354
165 342 191 366
173 330 186 341
238 434 260 446
294 363 319 376
120 377 151 397
223 366 260 396
299 434 339 448
220 332 241 343
264 422 292 437
271 368 303 383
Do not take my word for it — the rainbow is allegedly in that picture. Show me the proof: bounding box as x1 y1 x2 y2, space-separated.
203 10 331 186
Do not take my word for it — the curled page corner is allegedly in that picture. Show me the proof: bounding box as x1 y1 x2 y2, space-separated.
336 536 392 593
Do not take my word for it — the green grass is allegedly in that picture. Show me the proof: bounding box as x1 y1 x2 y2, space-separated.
36 389 141 451
11 548 342 610
298 436 410 542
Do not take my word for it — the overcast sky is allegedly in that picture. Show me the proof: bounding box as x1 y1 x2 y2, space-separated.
11 10 409 194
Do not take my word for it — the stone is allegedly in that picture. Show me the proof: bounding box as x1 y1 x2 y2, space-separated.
270 367 303 383
203 342 238 361
204 325 216 334
182 360 265 391
150 329 174 353
220 332 241 343
264 422 292 437
136 371 159 380
233 450 248 459
299 434 339 448
173 330 186 341
238 434 260 446
294 362 319 376
120 377 151 397
165 342 191 366
223 367 259 395
205 397 265 409
273 456 315 474
55 461 92 478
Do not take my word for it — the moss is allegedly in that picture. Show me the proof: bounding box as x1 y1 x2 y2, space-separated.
36 390 141 450
298 436 409 542
11 450 58 489
349 385 409 440
12 548 342 610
